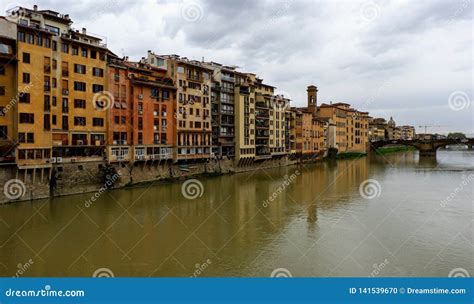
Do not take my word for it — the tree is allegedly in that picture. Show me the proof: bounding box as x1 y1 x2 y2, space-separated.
447 132 466 139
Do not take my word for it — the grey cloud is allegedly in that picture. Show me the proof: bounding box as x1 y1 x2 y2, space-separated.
4 0 471 134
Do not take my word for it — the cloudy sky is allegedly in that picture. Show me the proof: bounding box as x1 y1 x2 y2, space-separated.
3 0 473 134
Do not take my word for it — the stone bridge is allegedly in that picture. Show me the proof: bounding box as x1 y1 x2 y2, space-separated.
370 138 474 157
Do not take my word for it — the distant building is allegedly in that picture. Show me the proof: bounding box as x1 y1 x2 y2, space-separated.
317 102 369 153
369 118 387 141
400 125 415 140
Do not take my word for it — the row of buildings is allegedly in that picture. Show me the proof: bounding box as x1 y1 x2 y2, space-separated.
0 6 373 175
368 117 416 141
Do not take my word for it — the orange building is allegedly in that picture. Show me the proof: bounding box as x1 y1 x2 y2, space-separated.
107 57 176 162
144 52 212 161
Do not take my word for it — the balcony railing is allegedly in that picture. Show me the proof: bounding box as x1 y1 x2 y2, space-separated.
221 75 235 82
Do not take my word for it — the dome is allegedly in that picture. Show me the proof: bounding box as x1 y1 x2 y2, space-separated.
388 116 396 127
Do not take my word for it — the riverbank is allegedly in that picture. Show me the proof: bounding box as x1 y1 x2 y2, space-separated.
375 145 416 155
1 154 330 204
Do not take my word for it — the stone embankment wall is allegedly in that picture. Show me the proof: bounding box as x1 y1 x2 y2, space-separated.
0 155 324 204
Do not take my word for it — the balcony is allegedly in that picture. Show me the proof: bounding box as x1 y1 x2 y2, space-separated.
221 75 235 83
71 139 88 146
221 87 234 94
187 74 201 82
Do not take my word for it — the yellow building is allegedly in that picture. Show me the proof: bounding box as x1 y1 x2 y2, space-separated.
400 125 415 140
0 17 17 163
7 5 111 171
318 102 369 153
269 94 288 157
234 73 256 165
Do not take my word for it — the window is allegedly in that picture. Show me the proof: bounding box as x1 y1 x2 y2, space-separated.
19 113 34 124
19 93 30 103
27 34 34 44
62 116 69 130
18 133 34 143
52 59 57 70
27 133 34 144
62 61 69 77
162 90 169 100
52 96 57 106
22 52 30 63
61 43 69 53
18 31 25 42
74 64 86 74
74 81 86 92
44 114 50 131
81 48 87 57
92 67 103 77
35 35 42 46
72 46 78 56
52 115 57 125
52 41 57 51
93 118 104 127
44 95 50 111
0 126 7 139
0 66 4 75
62 98 69 113
92 84 104 93
45 24 60 35
74 116 86 126
0 87 4 96
44 38 51 48
74 99 86 109
90 50 97 59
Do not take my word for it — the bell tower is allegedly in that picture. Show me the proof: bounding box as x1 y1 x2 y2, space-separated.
307 85 318 115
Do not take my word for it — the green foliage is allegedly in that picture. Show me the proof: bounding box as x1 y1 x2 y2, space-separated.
100 164 120 189
447 132 466 139
375 145 416 155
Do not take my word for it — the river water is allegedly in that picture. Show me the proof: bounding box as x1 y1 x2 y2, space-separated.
1 150 473 277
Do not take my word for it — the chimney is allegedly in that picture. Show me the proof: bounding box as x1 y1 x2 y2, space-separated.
33 5 38 11
307 85 318 116
82 28 86 35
